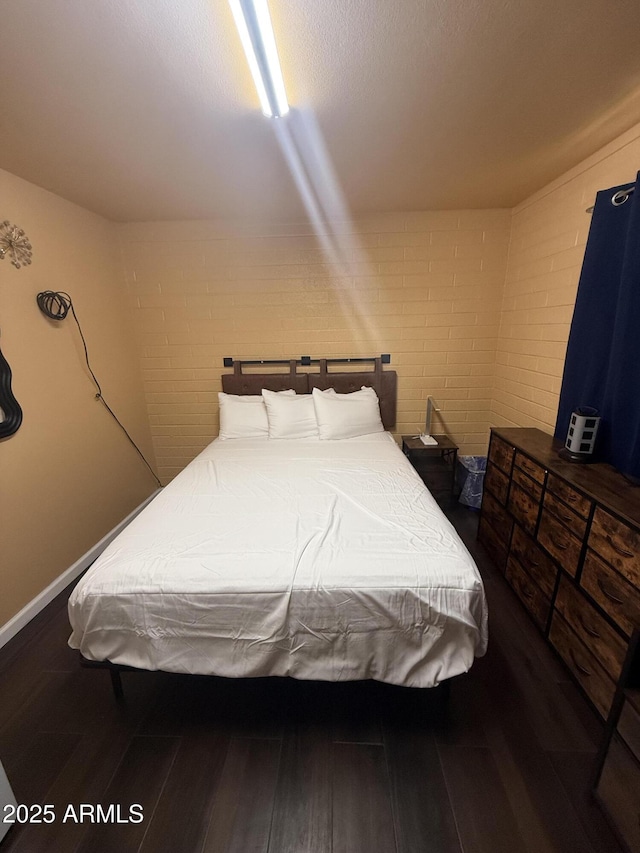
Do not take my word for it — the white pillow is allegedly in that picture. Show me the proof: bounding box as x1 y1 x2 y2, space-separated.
312 386 384 440
262 389 318 439
218 390 295 440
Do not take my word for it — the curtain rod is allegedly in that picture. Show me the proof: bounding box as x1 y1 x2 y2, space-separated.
586 183 635 213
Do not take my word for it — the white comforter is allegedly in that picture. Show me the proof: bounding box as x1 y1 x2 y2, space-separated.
68 433 488 687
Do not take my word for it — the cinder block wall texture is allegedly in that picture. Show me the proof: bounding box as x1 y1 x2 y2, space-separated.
119 211 510 482
118 121 640 484
494 123 640 433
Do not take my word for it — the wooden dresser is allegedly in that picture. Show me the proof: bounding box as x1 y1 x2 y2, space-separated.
478 427 640 720
593 632 640 853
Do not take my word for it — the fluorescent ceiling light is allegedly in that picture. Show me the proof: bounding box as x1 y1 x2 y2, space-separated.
229 0 289 118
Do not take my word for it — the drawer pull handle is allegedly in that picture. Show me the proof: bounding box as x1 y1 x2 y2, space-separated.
521 587 533 600
578 616 600 639
569 650 591 678
566 494 578 504
596 578 624 605
558 512 573 523
606 535 634 559
550 535 569 551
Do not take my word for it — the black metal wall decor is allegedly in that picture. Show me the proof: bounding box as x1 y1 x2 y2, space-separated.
0 342 22 439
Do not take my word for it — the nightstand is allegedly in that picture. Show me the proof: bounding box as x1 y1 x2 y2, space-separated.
402 435 459 503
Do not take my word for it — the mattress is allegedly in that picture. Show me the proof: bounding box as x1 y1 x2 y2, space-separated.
68 433 488 688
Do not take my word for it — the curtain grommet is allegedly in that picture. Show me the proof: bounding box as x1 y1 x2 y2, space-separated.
612 189 632 206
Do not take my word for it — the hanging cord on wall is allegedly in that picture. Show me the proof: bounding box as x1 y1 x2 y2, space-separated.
36 291 161 488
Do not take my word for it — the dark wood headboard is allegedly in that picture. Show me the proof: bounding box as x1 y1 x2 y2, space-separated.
222 356 397 430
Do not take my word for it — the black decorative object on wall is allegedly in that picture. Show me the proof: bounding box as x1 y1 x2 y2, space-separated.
0 220 31 438
0 342 23 439
36 290 161 486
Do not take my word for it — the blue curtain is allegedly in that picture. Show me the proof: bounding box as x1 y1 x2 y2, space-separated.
555 173 640 482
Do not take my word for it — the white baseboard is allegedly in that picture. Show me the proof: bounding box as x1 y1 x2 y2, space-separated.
0 488 162 651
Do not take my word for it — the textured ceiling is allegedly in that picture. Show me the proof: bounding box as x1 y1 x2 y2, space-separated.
2 0 640 222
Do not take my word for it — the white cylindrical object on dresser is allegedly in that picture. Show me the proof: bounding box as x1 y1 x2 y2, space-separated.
565 407 600 456
0 759 17 842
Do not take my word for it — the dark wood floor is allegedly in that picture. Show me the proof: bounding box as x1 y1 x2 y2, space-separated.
0 506 625 853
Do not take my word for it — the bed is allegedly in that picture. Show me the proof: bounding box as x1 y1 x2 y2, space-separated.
68 357 488 692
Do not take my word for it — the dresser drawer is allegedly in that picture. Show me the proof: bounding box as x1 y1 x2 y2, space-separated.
581 550 640 639
481 489 512 530
554 575 626 680
542 491 587 540
488 434 515 475
589 508 640 588
512 465 543 502
595 736 640 853
537 509 583 576
510 524 557 600
506 554 551 632
478 513 510 572
546 473 592 519
478 516 507 570
514 451 545 485
508 482 541 535
618 694 640 763
484 463 509 505
549 613 616 718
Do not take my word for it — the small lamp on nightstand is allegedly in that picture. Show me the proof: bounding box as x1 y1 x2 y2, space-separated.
419 396 440 446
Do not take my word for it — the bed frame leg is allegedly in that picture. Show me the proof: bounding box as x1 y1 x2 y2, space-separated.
109 667 124 701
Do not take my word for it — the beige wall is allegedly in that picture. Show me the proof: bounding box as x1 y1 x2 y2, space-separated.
4 117 639 628
0 169 156 628
119 210 510 482
120 109 640 486
492 122 640 433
